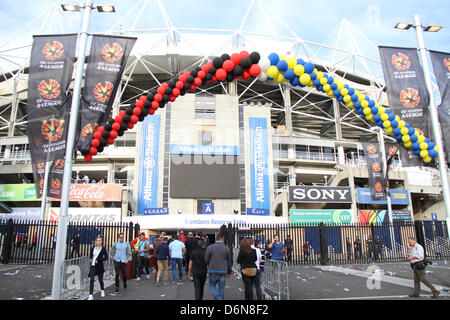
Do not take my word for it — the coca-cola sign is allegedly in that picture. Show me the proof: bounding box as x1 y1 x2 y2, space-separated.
49 184 122 202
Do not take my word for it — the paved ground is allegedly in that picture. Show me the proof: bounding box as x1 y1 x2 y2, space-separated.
1 261 449 300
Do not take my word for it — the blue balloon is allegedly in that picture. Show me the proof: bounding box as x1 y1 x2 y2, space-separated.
427 142 435 150
267 77 273 81
284 69 295 80
408 128 416 136
373 114 381 122
297 58 305 65
313 79 321 87
388 113 395 121
327 77 334 84
393 128 401 135
268 53 279 65
391 120 399 128
290 77 300 86
429 149 438 157
318 85 323 91
298 83 306 88
369 100 375 108
412 142 420 150
351 94 359 102
395 134 403 141
405 122 410 128
330 83 338 90
425 138 429 143
333 89 341 97
344 84 349 89
338 96 344 102
413 149 421 155
371 107 379 114
304 62 315 73
310 72 317 80
356 108 363 114
348 88 355 95
376 120 383 127
354 101 361 108
411 135 418 142
277 60 288 72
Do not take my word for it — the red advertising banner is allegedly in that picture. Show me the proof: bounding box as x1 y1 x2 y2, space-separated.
49 183 122 202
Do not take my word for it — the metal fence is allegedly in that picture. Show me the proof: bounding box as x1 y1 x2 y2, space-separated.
234 220 450 266
0 219 139 265
262 259 289 300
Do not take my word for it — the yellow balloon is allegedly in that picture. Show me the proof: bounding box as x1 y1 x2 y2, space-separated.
358 94 365 102
341 88 349 96
347 102 354 109
420 142 428 150
319 77 328 86
381 113 389 121
363 107 371 115
398 120 405 128
294 64 305 76
395 115 400 122
365 113 374 121
377 107 385 115
420 150 429 158
414 130 419 136
383 120 391 128
417 135 425 143
424 156 432 163
402 135 410 143
400 127 409 135
385 127 393 134
434 146 440 152
299 73 311 85
317 71 324 79
323 84 331 92
404 141 412 149
327 90 334 97
279 55 287 61
337 82 344 90
361 100 369 108
343 95 352 103
275 73 285 83
267 66 279 78
287 57 297 69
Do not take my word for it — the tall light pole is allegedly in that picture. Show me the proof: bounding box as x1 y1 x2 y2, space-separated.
395 15 450 236
51 1 115 300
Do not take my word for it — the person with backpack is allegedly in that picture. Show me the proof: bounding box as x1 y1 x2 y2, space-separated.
88 237 108 300
110 233 132 292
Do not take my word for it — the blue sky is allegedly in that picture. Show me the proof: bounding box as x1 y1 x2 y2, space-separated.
0 0 449 69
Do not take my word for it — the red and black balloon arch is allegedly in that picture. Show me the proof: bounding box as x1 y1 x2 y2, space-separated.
80 50 439 164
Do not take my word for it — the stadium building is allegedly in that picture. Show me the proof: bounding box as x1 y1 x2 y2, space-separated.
0 2 446 238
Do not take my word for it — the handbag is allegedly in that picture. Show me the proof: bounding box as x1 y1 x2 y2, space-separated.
242 267 257 277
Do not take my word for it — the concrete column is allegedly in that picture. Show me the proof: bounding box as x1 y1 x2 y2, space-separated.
283 85 293 136
228 81 237 96
333 100 346 165
347 171 359 222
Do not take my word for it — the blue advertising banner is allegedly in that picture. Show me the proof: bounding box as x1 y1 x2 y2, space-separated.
246 208 270 216
170 144 239 155
356 188 410 205
202 202 214 215
137 114 161 215
249 117 270 215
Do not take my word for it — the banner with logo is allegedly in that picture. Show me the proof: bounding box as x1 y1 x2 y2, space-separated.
356 188 410 205
0 208 41 221
77 35 136 153
430 50 450 162
137 114 161 215
379 46 431 138
49 207 121 223
289 209 354 224
359 209 390 226
249 117 270 215
361 142 386 201
46 158 65 199
289 186 352 203
27 35 77 197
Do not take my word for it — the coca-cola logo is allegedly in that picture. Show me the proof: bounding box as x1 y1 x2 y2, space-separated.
69 185 106 200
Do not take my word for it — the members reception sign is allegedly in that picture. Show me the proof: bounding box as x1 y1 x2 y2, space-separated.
290 209 354 224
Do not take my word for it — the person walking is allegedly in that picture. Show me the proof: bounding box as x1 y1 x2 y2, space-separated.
269 235 284 261
258 240 268 300
71 233 81 258
169 234 186 282
28 233 37 252
88 237 108 300
407 237 440 298
346 237 352 261
185 232 198 279
156 237 170 286
237 238 258 300
284 235 293 264
136 233 150 280
110 233 132 292
205 233 232 300
303 240 311 262
188 239 207 300
250 238 263 300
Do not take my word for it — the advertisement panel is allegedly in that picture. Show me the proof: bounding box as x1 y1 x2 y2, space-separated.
361 142 386 201
48 207 121 223
289 186 352 203
289 209 354 224
356 188 410 205
249 117 270 214
137 114 161 214
0 208 41 221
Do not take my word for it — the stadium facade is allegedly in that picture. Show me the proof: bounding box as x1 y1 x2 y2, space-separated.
0 2 446 236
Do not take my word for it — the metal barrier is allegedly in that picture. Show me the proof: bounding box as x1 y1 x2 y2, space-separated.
262 259 289 300
59 256 115 300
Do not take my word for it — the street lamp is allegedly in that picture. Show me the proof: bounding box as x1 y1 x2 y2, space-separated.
395 15 450 236
51 0 115 300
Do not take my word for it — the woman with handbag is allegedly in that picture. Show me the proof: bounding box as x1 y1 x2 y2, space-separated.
237 238 258 300
88 237 109 300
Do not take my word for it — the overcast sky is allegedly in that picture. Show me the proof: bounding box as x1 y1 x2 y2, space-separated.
0 0 448 74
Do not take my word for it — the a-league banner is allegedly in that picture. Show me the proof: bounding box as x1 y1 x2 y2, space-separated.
46 158 65 199
430 50 450 163
77 35 136 153
27 34 77 165
379 46 431 138
362 142 386 201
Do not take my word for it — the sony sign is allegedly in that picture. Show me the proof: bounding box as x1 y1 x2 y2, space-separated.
289 186 352 203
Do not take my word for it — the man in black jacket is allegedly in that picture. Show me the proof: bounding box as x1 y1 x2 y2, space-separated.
185 232 198 279
188 240 207 300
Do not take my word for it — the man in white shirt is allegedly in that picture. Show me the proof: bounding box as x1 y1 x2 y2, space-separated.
407 237 439 298
250 238 263 300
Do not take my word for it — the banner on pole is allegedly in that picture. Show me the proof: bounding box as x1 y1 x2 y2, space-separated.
77 35 136 153
362 142 386 201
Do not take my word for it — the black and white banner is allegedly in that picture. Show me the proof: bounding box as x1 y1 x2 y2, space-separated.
430 50 450 163
362 142 386 201
289 186 352 203
77 35 136 153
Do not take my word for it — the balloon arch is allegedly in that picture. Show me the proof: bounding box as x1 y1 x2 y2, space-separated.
82 51 439 164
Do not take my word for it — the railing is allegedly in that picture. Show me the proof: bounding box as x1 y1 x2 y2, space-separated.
272 150 337 162
262 259 289 300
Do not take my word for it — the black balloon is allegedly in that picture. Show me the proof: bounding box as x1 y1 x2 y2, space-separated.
141 108 149 116
100 138 108 147
120 123 128 131
163 94 170 102
80 149 89 156
117 130 124 137
191 70 198 78
125 108 133 116
146 93 154 101
187 76 194 84
104 123 112 131
122 115 131 123
208 66 216 74
180 89 186 96
195 66 201 73
213 57 223 68
233 65 243 76
240 57 252 69
165 88 172 95
138 114 145 122
97 145 104 152
226 73 234 82
221 53 231 61
144 101 151 109
183 82 191 90
250 52 261 64
205 73 212 81
168 80 176 88
102 131 110 139
159 101 165 108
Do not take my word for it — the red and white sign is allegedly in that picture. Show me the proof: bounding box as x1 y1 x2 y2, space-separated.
48 207 122 223
49 184 122 202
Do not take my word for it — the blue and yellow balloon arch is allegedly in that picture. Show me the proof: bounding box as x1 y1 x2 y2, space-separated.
83 50 439 163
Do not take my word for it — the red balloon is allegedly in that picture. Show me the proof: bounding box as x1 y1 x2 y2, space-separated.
139 96 147 102
230 53 241 66
169 95 176 102
212 75 217 82
107 137 115 145
194 77 202 86
112 122 120 131
91 138 100 147
197 70 206 79
201 64 210 73
115 115 123 124
154 94 162 102
222 60 234 72
109 130 118 139
190 84 197 91
216 68 227 81
183 71 191 77
128 122 134 129
131 115 139 124
157 86 165 96
176 81 184 89
240 50 250 59
149 108 155 115
84 154 93 162
119 110 126 117
242 69 251 80
161 82 169 89
136 100 144 109
179 74 187 83
89 147 98 155
93 131 102 140
249 64 261 77
133 107 141 115
172 88 180 97
98 126 105 133
151 101 159 109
